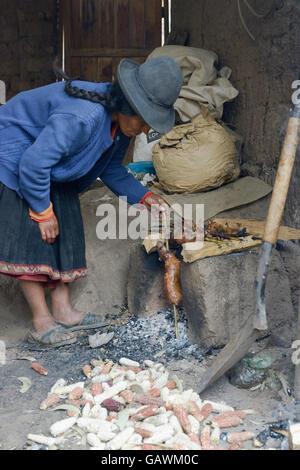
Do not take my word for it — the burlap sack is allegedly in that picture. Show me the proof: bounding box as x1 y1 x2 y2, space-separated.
152 108 240 193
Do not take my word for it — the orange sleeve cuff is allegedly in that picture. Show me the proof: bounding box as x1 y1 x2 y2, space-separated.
29 203 55 223
139 191 153 205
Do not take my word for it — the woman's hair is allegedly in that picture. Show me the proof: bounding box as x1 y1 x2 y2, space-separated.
53 59 136 116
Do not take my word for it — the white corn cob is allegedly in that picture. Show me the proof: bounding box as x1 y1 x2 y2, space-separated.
143 360 155 368
144 413 169 426
94 381 128 404
126 432 143 446
202 400 234 413
50 417 77 437
169 415 183 434
211 426 221 445
161 387 170 402
113 395 126 405
166 392 185 408
91 366 103 377
152 363 164 370
82 391 94 403
158 407 167 414
87 433 102 448
110 367 125 379
50 379 67 395
124 370 136 381
82 403 91 418
90 444 107 450
153 372 169 389
27 434 60 447
135 370 150 382
166 432 201 450
149 369 161 380
90 359 104 368
119 358 140 368
102 383 111 392
136 422 157 433
107 427 135 450
97 429 117 442
181 389 194 405
127 405 148 417
91 374 112 383
144 425 175 445
140 379 152 392
188 415 200 435
54 382 84 396
77 417 112 432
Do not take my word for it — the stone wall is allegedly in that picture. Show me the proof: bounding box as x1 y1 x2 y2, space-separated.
0 0 58 101
172 0 300 227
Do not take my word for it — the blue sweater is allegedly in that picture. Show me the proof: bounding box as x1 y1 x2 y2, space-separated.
0 81 148 213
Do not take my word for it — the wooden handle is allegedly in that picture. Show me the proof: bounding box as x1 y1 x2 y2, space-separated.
264 117 300 244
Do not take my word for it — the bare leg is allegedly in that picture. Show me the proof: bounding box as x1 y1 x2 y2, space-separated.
19 280 74 340
50 281 86 326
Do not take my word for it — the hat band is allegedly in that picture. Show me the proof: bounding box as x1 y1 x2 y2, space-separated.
135 69 172 110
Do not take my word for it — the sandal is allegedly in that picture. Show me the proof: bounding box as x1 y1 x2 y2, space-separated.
26 325 77 346
55 313 109 332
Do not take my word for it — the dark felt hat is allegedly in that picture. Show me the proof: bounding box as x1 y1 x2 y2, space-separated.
117 56 183 134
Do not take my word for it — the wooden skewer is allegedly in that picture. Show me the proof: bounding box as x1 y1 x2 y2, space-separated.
162 211 169 251
173 304 179 339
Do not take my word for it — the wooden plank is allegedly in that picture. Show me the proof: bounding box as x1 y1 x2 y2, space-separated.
71 57 81 78
81 0 98 49
80 57 98 81
70 0 82 50
129 0 145 48
114 0 130 49
181 236 262 264
97 57 113 82
97 0 115 48
214 218 300 241
145 0 162 49
71 48 152 57
63 0 72 76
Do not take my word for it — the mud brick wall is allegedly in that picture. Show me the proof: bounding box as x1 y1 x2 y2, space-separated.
0 0 58 101
172 0 300 227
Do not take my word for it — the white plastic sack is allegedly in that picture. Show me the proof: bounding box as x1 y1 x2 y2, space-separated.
133 133 157 162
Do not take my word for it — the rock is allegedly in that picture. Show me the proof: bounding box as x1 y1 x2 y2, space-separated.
276 240 300 319
127 245 169 317
70 187 139 315
181 250 294 349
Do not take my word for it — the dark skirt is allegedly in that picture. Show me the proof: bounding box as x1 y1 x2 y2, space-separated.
0 182 87 284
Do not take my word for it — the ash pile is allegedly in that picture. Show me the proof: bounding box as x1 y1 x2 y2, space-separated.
101 308 206 364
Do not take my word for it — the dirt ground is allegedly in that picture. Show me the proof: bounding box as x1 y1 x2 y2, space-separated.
0 327 299 450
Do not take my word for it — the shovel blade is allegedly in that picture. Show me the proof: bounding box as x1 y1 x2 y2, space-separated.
198 315 260 394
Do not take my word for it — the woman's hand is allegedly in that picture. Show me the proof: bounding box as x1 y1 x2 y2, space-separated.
143 193 170 218
38 215 59 244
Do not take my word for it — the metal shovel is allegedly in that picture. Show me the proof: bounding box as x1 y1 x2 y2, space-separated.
198 98 300 394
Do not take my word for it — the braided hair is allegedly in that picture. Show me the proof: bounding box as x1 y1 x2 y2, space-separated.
53 59 136 116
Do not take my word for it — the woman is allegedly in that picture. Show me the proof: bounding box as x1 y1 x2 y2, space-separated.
0 56 183 346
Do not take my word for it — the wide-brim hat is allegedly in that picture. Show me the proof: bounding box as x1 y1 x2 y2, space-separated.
117 56 183 134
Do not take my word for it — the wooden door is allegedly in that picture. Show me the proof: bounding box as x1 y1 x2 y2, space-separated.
60 0 164 82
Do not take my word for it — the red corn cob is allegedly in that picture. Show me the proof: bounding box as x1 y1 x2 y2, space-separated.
133 393 164 407
31 362 48 376
40 394 60 410
130 405 159 421
173 404 191 434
